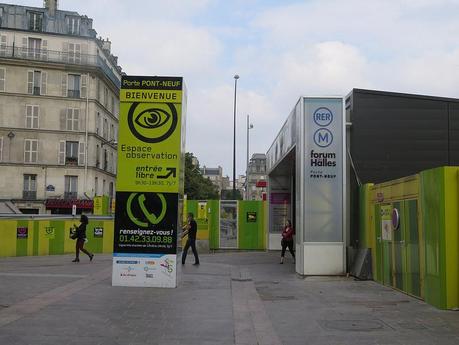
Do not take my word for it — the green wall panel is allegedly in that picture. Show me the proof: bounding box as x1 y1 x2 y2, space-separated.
15 220 29 256
238 201 264 250
420 167 446 309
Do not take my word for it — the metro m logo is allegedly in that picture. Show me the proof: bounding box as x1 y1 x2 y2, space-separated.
313 128 333 148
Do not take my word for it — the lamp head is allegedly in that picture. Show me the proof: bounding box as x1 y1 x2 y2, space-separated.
234 74 239 80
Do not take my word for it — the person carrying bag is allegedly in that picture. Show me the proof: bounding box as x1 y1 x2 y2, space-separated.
71 214 94 263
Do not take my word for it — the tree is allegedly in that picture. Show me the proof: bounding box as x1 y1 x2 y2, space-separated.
220 189 243 200
184 152 220 200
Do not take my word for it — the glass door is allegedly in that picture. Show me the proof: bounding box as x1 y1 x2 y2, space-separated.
220 201 238 248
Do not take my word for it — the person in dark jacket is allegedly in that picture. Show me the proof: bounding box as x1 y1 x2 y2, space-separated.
280 220 295 264
72 214 94 263
181 212 199 265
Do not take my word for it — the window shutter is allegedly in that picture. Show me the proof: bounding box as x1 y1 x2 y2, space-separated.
81 108 86 132
0 35 7 56
78 142 85 166
41 72 47 95
58 140 65 165
81 44 88 63
27 71 33 94
66 108 72 130
26 105 32 128
61 73 67 97
22 37 28 58
62 42 68 62
41 40 48 60
32 140 38 163
75 44 81 64
0 68 5 92
60 109 66 130
34 106 39 129
74 109 80 131
81 74 87 98
24 140 30 162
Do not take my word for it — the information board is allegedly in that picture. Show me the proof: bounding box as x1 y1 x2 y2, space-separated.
112 76 186 288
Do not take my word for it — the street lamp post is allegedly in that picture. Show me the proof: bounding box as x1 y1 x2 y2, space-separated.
232 74 239 200
246 115 253 200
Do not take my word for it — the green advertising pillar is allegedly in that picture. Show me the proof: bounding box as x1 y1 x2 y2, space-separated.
112 76 186 288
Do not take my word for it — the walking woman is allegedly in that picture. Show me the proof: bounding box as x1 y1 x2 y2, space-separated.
72 214 94 263
280 220 295 264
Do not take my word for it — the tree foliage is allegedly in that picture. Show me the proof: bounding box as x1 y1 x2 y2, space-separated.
184 152 220 200
221 189 243 200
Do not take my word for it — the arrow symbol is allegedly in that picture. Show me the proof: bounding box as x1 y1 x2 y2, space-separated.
157 167 177 179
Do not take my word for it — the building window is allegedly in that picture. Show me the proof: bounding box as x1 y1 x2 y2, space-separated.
67 43 81 64
67 74 80 98
58 140 84 166
0 67 5 92
109 182 114 198
102 179 106 196
110 124 114 140
103 149 108 171
23 174 37 200
25 105 39 129
104 87 108 107
96 144 100 168
94 176 98 196
24 139 38 163
64 175 78 199
28 70 46 95
65 141 79 165
28 37 42 59
0 136 3 162
96 79 101 102
28 12 43 32
66 16 80 35
111 95 114 113
66 108 79 131
110 152 114 173
103 118 108 139
96 112 100 135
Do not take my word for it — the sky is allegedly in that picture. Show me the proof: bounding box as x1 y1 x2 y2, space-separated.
12 0 459 179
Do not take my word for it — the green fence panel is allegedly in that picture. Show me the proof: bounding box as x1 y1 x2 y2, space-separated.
238 201 265 250
405 199 421 298
421 167 447 309
208 200 220 249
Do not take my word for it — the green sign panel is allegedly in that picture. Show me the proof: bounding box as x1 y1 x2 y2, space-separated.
117 76 184 193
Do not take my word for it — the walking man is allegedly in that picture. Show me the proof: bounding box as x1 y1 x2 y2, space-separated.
181 212 200 265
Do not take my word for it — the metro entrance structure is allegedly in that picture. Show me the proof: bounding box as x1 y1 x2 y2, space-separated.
267 97 345 275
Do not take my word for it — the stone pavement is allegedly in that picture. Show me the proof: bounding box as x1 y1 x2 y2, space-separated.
0 251 458 345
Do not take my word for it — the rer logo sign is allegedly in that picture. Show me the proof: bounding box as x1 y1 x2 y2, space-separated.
313 107 333 127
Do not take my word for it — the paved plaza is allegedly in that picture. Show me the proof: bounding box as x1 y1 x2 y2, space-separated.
0 251 458 345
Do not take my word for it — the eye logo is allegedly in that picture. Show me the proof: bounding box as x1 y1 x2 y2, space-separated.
128 103 178 143
135 108 171 129
127 193 167 227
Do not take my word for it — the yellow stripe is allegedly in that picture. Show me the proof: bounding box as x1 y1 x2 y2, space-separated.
120 89 182 103
0 220 18 257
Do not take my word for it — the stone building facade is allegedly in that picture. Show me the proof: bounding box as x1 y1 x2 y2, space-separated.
0 1 121 213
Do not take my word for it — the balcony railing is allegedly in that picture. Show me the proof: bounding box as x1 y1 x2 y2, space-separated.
0 46 121 88
64 192 78 199
22 191 37 200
